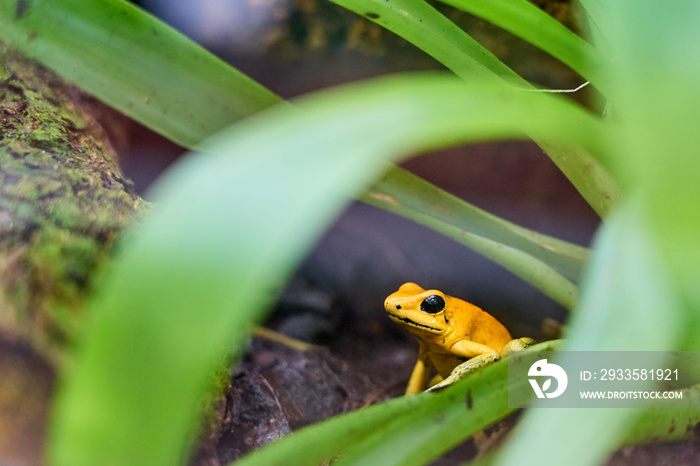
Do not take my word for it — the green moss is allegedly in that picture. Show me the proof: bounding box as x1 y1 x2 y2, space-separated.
0 42 148 359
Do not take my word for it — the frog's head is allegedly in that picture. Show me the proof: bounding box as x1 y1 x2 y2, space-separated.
384 282 456 337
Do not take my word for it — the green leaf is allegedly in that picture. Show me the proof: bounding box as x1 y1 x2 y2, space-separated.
234 341 559 466
434 0 606 90
0 0 282 148
361 167 585 308
363 167 588 281
496 2 700 463
48 73 607 466
330 0 526 85
494 200 681 465
602 0 700 349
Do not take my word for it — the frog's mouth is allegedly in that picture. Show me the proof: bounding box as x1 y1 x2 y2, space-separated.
386 311 442 333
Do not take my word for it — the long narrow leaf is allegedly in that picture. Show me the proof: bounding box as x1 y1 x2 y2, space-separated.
362 168 582 308
435 0 606 90
604 0 700 345
330 0 526 85
495 201 681 465
235 337 699 466
535 139 619 218
496 1 700 464
330 343 562 466
48 74 607 466
235 340 559 466
0 0 282 147
362 166 589 282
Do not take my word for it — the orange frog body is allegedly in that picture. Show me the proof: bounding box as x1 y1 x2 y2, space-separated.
385 282 535 394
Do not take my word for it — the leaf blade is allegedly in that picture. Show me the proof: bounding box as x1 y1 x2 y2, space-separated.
0 0 282 148
495 201 681 465
435 0 606 89
330 0 526 85
363 166 589 282
234 341 560 466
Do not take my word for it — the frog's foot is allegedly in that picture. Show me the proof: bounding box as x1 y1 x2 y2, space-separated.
427 353 499 392
500 337 536 357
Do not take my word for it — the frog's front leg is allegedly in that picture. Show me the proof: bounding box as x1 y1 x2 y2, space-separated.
405 342 433 395
427 338 535 393
427 340 499 392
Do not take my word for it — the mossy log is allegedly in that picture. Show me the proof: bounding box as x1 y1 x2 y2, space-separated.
0 40 146 464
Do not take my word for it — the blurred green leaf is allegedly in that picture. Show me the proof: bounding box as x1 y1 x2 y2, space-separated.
495 201 681 465
494 2 700 463
434 0 606 90
0 0 282 147
48 74 607 466
603 0 700 348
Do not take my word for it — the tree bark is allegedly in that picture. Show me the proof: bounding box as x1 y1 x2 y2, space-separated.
0 40 146 465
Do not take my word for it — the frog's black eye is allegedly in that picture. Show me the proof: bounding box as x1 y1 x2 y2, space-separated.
420 295 445 314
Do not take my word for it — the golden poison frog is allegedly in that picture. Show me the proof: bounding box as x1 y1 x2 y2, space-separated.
385 282 535 395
